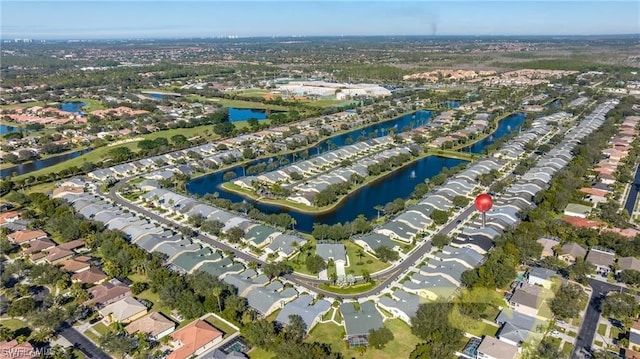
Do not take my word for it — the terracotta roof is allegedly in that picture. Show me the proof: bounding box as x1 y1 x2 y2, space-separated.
72 267 108 284
7 229 47 244
58 239 85 250
126 312 175 338
85 280 131 306
579 187 608 198
562 216 604 228
60 258 91 273
21 237 55 254
0 339 37 359
0 211 20 225
167 320 222 359
44 247 74 263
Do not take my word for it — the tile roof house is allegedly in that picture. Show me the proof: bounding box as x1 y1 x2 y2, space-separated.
167 319 223 359
72 267 108 285
585 247 616 274
559 242 587 264
99 297 148 324
0 211 20 226
0 339 38 359
477 336 518 359
44 247 74 264
85 279 131 307
340 301 384 348
7 229 47 244
126 312 176 341
60 257 91 273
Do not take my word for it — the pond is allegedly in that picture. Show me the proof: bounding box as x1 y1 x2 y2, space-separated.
228 108 268 122
460 112 526 154
59 101 86 113
1 148 93 178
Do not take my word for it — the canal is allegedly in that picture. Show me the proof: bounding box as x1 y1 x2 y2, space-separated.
460 112 526 154
623 164 640 216
1 148 93 178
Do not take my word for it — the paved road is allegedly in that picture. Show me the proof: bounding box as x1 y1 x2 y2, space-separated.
572 279 627 359
59 326 111 359
104 185 477 298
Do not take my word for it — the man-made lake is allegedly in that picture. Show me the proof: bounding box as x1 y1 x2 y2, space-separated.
0 124 23 135
228 108 268 122
189 155 466 232
60 101 87 113
460 112 526 154
1 148 93 178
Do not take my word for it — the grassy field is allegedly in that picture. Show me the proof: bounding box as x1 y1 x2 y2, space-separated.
233 119 271 130
344 241 390 275
248 347 274 359
462 319 500 337
64 98 106 112
304 319 420 359
318 282 377 294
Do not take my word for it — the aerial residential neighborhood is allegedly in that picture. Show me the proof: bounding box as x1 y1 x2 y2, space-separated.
1 2 640 359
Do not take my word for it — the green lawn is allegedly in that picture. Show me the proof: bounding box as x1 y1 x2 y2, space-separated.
567 331 577 338
462 320 500 337
345 241 390 275
203 314 238 338
0 318 30 333
305 319 420 359
562 342 574 356
597 323 607 336
321 309 334 321
92 322 111 336
609 326 621 340
83 330 100 343
318 282 377 295
64 98 106 112
248 347 274 359
334 309 342 323
265 309 281 322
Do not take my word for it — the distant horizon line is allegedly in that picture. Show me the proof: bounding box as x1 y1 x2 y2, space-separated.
3 33 639 41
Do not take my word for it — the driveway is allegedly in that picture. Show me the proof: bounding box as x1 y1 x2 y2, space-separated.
572 280 626 359
59 326 111 359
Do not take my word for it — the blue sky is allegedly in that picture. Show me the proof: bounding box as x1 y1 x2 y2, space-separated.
2 1 639 39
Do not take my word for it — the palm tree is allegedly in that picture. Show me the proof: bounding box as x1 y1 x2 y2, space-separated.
290 217 297 231
374 205 384 220
357 250 365 265
212 286 223 313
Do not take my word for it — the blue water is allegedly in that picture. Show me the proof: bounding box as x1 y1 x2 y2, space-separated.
228 108 268 122
1 124 22 135
624 164 640 216
60 101 86 113
150 93 164 99
445 100 460 109
460 113 526 154
188 110 441 231
1 148 93 178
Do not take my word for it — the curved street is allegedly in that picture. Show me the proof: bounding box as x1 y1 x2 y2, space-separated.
103 184 476 298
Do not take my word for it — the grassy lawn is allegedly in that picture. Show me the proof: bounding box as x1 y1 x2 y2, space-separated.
345 241 390 275
597 323 607 336
318 282 377 295
334 309 342 323
83 330 100 343
594 340 603 348
265 309 281 323
479 305 501 321
64 98 106 112
462 319 500 337
248 347 274 359
0 318 30 334
92 322 111 336
203 314 238 338
562 342 574 356
234 89 271 99
305 319 419 359
321 309 334 321
567 331 578 338
609 326 621 339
